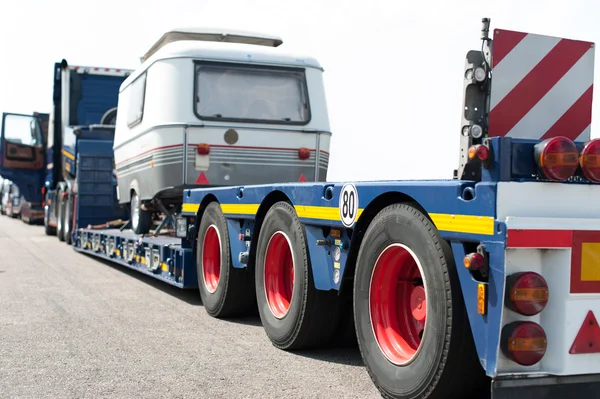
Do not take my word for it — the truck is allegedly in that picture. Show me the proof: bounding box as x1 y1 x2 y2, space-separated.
0 111 49 224
1 61 134 241
2 18 600 398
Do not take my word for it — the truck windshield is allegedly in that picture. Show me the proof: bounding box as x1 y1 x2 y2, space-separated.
3 114 43 147
194 62 309 124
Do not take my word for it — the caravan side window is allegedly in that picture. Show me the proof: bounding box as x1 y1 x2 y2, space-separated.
127 72 147 128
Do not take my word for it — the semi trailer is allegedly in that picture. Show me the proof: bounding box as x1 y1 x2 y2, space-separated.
2 18 600 399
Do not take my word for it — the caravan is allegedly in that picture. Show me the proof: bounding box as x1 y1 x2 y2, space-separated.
113 29 332 233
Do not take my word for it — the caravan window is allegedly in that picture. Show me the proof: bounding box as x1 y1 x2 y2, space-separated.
127 72 147 127
194 62 310 125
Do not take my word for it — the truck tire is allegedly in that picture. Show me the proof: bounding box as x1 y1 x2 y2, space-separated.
57 189 66 242
43 195 56 236
255 201 339 350
64 194 73 245
353 203 487 399
131 192 152 234
196 201 255 317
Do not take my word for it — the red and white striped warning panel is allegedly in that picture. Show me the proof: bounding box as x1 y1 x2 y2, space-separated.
488 29 595 142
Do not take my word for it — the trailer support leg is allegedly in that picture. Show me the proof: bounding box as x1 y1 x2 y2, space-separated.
153 199 180 236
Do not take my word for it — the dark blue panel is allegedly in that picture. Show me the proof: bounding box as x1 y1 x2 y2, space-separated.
76 74 124 125
451 240 506 375
74 129 125 229
72 229 197 289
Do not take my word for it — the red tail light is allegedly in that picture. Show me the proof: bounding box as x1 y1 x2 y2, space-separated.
506 272 549 316
579 138 600 183
463 252 485 270
501 321 547 366
298 148 310 160
197 143 210 155
468 144 489 162
534 136 579 182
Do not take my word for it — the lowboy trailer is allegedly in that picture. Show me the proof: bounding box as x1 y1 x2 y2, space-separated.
4 18 600 398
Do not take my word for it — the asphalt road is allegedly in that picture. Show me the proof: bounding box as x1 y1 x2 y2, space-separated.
0 215 380 398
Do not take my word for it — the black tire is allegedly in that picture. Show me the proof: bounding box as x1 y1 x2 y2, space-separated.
255 201 340 350
43 196 56 236
353 203 487 399
130 192 152 234
64 194 73 245
57 190 65 242
196 201 255 317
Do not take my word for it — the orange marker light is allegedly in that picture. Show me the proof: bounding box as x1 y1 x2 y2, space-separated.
477 283 487 315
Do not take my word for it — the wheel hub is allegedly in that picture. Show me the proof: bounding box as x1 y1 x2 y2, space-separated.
369 243 427 365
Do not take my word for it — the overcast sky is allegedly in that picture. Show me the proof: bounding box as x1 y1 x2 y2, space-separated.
0 0 597 182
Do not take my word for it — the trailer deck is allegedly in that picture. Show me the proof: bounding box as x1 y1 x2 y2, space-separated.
73 228 197 289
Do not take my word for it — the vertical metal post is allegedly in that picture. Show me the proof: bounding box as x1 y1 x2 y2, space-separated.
314 133 321 181
182 125 189 184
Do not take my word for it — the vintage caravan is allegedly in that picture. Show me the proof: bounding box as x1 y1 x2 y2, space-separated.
113 28 332 234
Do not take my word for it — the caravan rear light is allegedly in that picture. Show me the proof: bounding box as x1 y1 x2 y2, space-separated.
534 136 579 182
506 272 549 316
197 143 210 155
501 321 547 366
298 148 310 160
579 138 600 183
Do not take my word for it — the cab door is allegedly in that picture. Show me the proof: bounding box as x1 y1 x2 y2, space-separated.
0 112 46 203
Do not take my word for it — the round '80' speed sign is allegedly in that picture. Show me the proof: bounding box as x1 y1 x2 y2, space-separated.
339 184 359 227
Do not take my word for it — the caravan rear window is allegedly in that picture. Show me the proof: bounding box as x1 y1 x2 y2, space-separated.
194 61 310 125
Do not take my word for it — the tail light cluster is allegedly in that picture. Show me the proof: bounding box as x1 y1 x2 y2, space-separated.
501 271 549 366
535 136 600 183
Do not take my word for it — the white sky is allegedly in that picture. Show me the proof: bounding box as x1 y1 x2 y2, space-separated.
0 0 598 182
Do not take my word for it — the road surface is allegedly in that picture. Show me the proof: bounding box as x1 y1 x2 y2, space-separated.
0 215 380 398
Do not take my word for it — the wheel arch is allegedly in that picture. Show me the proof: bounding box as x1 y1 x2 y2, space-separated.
247 190 292 275
192 193 220 257
128 179 141 202
339 191 432 296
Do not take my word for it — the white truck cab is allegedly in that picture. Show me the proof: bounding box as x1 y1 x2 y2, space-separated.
113 28 332 234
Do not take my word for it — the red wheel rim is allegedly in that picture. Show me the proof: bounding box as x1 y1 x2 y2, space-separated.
202 224 221 293
369 243 427 365
264 231 295 318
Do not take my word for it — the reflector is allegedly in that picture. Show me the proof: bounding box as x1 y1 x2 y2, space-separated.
569 310 600 354
195 172 209 185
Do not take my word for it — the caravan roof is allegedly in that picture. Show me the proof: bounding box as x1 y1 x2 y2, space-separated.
141 28 284 62
121 28 323 90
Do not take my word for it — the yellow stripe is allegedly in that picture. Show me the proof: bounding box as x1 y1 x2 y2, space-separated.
220 203 260 215
62 149 75 160
294 205 341 220
184 201 494 236
182 203 200 213
429 213 495 236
